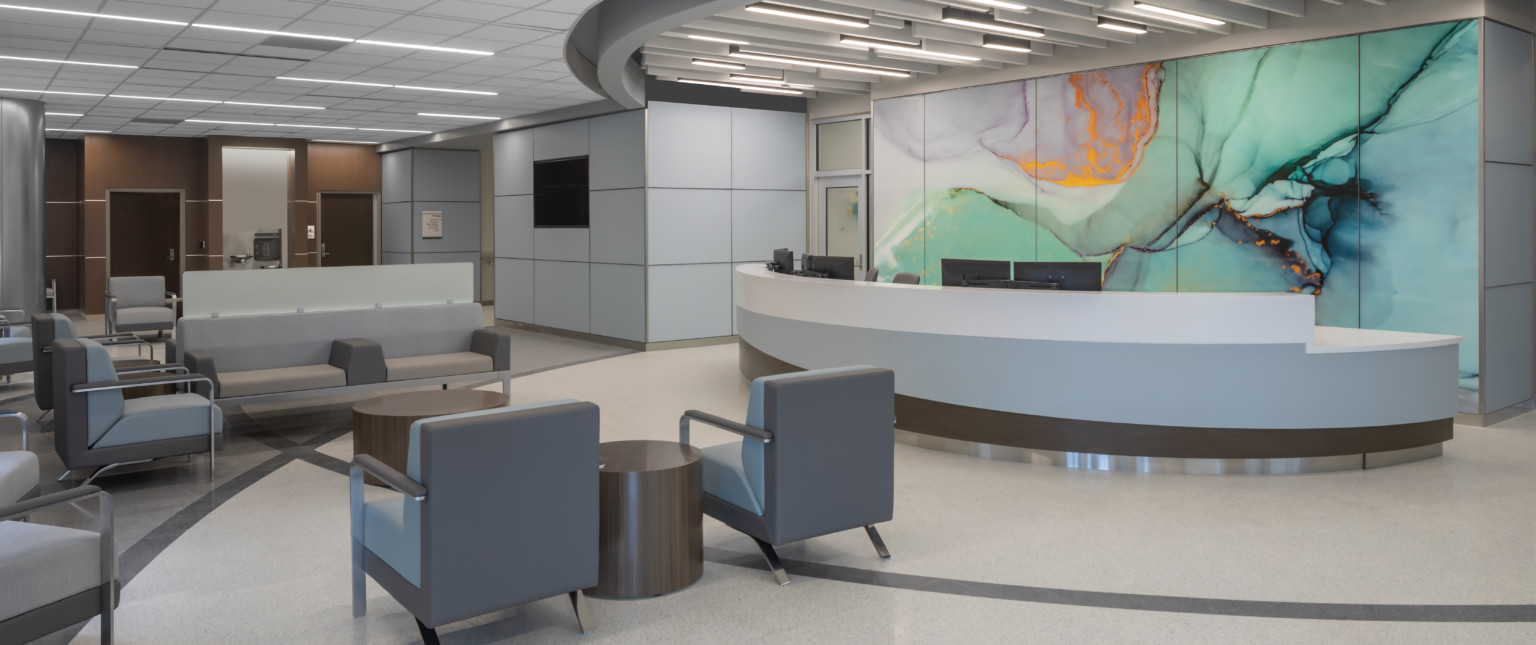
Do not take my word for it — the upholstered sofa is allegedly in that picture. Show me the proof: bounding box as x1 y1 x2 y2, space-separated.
169 303 514 403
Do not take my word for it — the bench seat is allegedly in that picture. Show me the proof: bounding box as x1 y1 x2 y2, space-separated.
219 364 347 398
385 353 493 382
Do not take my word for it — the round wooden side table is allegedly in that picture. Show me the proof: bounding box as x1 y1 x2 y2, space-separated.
588 440 703 598
352 389 508 486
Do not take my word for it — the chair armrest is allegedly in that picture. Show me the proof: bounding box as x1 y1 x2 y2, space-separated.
0 486 115 588
83 333 139 341
183 350 218 398
0 410 25 451
679 409 773 446
330 338 386 385
351 455 427 501
470 327 514 371
0 485 105 522
74 374 216 398
114 363 187 376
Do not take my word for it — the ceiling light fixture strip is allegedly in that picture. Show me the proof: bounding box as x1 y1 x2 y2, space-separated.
743 3 869 29
0 55 137 69
838 35 980 62
677 78 803 95
276 76 497 96
728 47 911 78
939 8 1045 39
1131 2 1226 26
1097 16 1149 34
0 86 324 109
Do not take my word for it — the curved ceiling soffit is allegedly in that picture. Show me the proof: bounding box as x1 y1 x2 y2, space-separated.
568 0 752 109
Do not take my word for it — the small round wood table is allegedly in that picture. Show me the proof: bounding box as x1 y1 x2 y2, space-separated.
588 440 703 598
114 358 174 400
351 389 508 486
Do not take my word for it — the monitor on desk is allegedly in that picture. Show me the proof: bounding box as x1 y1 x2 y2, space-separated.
801 254 856 280
1013 262 1103 291
940 259 1011 287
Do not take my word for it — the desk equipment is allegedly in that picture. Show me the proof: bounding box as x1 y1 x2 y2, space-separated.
940 258 1011 287
1014 261 1103 291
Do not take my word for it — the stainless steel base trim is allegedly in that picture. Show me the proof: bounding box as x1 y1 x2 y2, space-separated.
894 429 1444 475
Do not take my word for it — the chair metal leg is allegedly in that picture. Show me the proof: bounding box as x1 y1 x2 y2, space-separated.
752 537 791 585
81 460 150 486
865 525 891 560
415 619 441 645
57 469 73 482
568 590 595 635
100 582 114 644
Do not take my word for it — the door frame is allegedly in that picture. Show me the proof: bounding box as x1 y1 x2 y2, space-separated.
810 114 872 271
315 190 381 266
105 188 186 289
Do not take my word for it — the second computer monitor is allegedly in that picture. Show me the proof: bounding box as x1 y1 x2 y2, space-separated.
940 259 1011 287
1013 261 1103 291
804 254 857 280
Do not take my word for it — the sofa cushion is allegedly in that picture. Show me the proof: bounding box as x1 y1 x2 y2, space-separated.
0 521 104 622
93 393 223 449
363 496 420 587
384 352 493 381
115 307 175 328
700 442 764 516
218 365 347 398
0 451 39 506
177 303 483 374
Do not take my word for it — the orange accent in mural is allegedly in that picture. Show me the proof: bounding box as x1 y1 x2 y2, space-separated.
1011 64 1162 187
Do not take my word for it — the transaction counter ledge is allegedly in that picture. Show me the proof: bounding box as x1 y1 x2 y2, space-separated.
734 265 1462 474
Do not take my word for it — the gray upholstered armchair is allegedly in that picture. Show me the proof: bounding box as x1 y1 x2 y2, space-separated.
0 485 117 644
892 272 921 285
351 400 600 645
32 314 155 418
52 338 222 485
105 276 179 336
680 365 896 585
0 309 33 382
0 410 37 506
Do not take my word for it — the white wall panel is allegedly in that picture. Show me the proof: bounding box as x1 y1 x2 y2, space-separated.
494 130 534 196
412 252 481 296
533 119 590 161
412 149 480 202
412 202 481 253
591 263 646 342
534 260 591 333
1484 283 1535 412
494 195 534 259
381 202 412 254
590 188 646 265
647 102 732 189
732 190 806 262
382 150 412 204
590 110 646 190
1485 162 1536 288
1485 21 1535 165
647 189 731 265
495 258 534 323
534 227 590 262
647 263 733 342
731 108 807 190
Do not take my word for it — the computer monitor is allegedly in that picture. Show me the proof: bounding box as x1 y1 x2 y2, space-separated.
940 259 1012 287
1013 261 1103 291
804 254 856 281
771 248 794 274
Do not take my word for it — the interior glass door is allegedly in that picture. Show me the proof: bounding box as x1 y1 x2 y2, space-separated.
818 176 867 272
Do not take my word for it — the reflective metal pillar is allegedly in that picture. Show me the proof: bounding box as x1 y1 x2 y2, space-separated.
0 98 45 316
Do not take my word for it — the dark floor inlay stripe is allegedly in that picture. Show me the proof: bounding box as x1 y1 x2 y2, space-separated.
702 548 1536 623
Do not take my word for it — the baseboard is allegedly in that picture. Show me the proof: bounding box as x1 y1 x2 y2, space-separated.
1455 400 1534 427
493 319 738 352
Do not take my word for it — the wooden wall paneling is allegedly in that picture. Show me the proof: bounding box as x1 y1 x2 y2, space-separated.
45 140 82 202
207 201 223 265
307 143 383 198
45 204 80 257
45 257 81 311
83 259 105 314
184 201 208 270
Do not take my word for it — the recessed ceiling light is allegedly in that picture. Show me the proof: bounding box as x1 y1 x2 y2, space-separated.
940 8 1045 38
110 94 221 104
0 55 137 69
1132 2 1225 26
744 3 869 29
45 112 84 117
981 34 1032 53
223 101 325 110
418 113 501 120
693 58 747 70
359 128 432 133
186 119 275 126
353 40 494 56
1097 16 1149 34
312 140 378 145
686 34 750 45
0 87 105 97
276 77 497 96
677 79 803 95
0 3 188 26
191 24 352 42
728 48 911 78
839 35 981 62
279 124 354 129
967 0 1028 9
46 128 111 133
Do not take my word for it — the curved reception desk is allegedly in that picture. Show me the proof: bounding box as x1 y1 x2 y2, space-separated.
734 265 1461 474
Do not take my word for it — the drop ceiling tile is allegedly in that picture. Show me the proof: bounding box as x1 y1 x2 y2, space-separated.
209 0 317 19
378 16 479 37
419 1 522 21
501 9 577 30
535 0 599 13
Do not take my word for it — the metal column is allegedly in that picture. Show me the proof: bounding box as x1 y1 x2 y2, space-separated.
0 98 45 316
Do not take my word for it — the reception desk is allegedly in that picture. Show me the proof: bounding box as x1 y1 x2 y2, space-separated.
734 265 1462 474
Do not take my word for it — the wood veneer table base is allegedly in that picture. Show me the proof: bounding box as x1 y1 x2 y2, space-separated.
588 440 703 598
351 389 508 486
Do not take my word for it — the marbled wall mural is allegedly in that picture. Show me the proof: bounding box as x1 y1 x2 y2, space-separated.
871 20 1482 410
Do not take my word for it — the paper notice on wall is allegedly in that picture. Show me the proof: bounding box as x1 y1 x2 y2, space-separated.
421 210 443 239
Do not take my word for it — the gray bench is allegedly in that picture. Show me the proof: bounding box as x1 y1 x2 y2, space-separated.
170 303 514 404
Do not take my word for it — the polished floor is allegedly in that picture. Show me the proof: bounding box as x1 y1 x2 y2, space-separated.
2 317 1533 643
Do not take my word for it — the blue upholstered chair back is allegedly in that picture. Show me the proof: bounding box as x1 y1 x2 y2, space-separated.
78 339 125 446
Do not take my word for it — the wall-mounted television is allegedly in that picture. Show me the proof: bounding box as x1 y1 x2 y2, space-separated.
533 156 589 228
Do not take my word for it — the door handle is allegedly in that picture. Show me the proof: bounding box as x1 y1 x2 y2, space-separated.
321 243 329 257
167 248 175 261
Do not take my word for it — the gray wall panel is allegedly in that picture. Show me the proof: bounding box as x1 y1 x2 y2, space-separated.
731 107 806 190
412 149 480 202
534 260 591 332
533 119 590 161
382 150 412 204
534 227 590 262
732 190 806 262
1484 283 1535 412
591 263 646 342
647 102 731 189
590 110 646 190
590 188 646 265
1485 21 1535 165
411 201 481 253
382 252 411 265
382 202 412 253
494 258 534 323
412 252 481 296
1485 162 1536 288
647 263 733 342
647 189 731 265
494 195 534 259
494 130 534 196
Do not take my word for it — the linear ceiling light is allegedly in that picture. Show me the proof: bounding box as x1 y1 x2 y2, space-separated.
276 76 497 96
186 119 275 126
277 77 391 88
677 79 803 95
109 94 220 103
744 3 868 29
981 34 1032 53
728 74 817 90
940 8 1045 38
692 58 747 70
418 112 500 120
1131 2 1225 26
312 140 378 144
0 3 187 26
686 34 749 45
279 123 353 129
729 48 911 78
0 55 137 69
393 85 496 96
353 40 494 56
189 24 494 56
45 112 84 116
0 87 105 97
223 101 325 110
47 128 111 133
839 35 980 62
359 127 432 133
1097 16 1148 34
967 0 1028 9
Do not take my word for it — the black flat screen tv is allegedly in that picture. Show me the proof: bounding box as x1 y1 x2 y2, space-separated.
534 157 589 227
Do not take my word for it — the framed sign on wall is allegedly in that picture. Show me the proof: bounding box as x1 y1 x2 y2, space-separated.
421 210 442 239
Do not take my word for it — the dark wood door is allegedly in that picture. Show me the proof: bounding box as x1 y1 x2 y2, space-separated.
109 192 181 293
319 193 375 266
